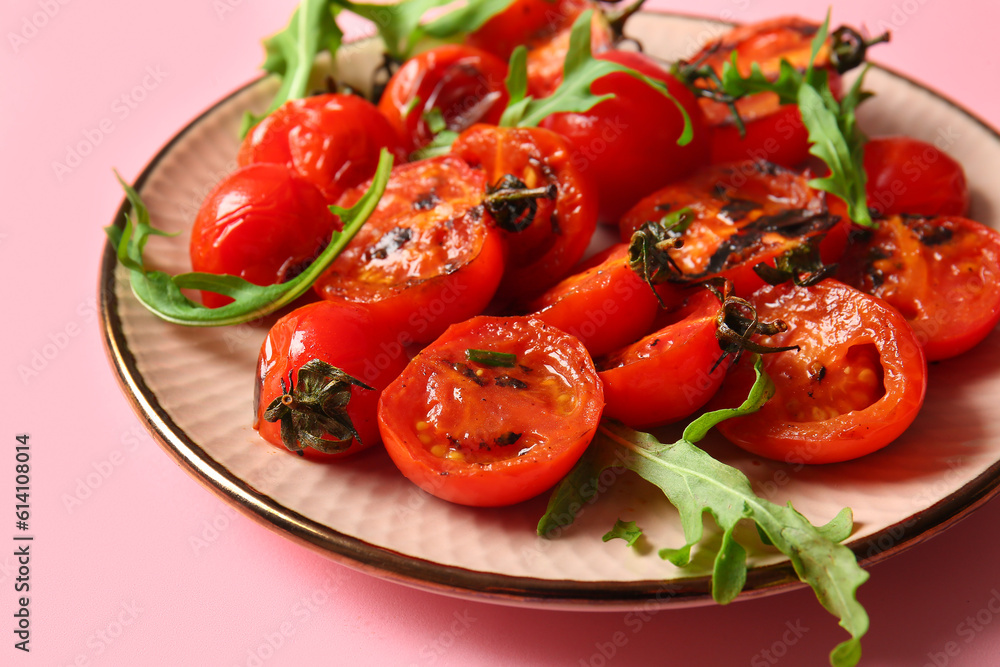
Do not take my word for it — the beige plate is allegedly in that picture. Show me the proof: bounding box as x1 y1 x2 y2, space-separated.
100 12 1000 609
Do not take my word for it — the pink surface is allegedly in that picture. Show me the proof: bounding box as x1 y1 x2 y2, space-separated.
3 0 999 665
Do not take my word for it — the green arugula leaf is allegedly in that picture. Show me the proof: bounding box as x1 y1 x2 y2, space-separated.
603 519 643 547
332 0 516 61
105 149 394 327
685 11 875 229
538 356 869 667
240 0 344 136
498 10 692 144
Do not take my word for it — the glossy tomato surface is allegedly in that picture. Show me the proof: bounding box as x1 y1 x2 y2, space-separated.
713 279 927 464
526 243 660 357
465 0 594 62
254 301 409 459
863 136 970 217
522 8 613 99
837 214 1000 360
541 49 709 223
189 163 337 308
238 93 405 202
377 44 509 156
313 155 505 343
598 288 726 428
452 124 598 300
378 316 604 507
684 16 839 168
619 162 848 296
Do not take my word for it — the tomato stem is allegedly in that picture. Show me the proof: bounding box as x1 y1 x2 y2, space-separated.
483 174 558 233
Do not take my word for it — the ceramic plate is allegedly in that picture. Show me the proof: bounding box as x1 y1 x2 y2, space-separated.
100 12 1000 609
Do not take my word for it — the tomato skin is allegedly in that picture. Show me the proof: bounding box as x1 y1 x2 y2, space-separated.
466 0 594 62
863 136 970 217
597 288 726 428
313 155 505 343
687 17 840 168
452 124 598 300
540 49 710 224
713 279 927 464
837 214 1000 360
525 243 660 357
378 316 604 507
253 301 409 460
377 44 509 157
618 162 848 297
237 94 406 202
523 9 613 99
189 163 337 308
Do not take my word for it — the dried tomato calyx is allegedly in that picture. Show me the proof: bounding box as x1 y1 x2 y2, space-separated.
263 359 373 454
706 280 800 371
483 174 557 233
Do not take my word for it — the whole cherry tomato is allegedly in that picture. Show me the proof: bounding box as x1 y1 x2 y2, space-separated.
863 136 970 217
377 44 510 156
465 0 595 62
541 49 710 223
712 279 927 464
238 93 406 202
521 8 613 98
313 155 505 343
525 243 661 357
452 124 598 300
378 316 604 507
597 288 727 428
837 214 1000 360
189 163 337 308
681 17 842 168
253 301 409 459
619 162 848 297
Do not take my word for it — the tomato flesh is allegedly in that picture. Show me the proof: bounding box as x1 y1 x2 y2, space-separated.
378 316 604 507
837 214 1000 360
863 136 970 217
713 279 927 464
314 155 505 343
452 124 598 300
619 162 848 296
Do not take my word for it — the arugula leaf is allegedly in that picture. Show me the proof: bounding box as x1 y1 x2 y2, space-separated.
603 519 643 547
105 149 394 327
697 12 875 228
332 0 516 61
538 356 869 667
499 10 693 143
240 0 344 136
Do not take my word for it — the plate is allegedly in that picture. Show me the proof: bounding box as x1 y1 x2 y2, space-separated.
100 12 1000 609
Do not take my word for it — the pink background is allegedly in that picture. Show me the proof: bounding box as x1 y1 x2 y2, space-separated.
4 0 1000 664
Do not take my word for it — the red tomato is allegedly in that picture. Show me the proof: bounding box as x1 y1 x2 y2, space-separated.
525 243 661 357
465 0 594 62
837 214 1000 360
683 17 841 168
377 44 509 156
189 163 337 308
619 162 848 296
378 316 604 507
597 288 726 428
237 93 406 202
713 279 927 464
313 155 505 343
452 124 598 300
253 301 409 459
541 49 709 223
863 136 970 217
523 9 613 99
